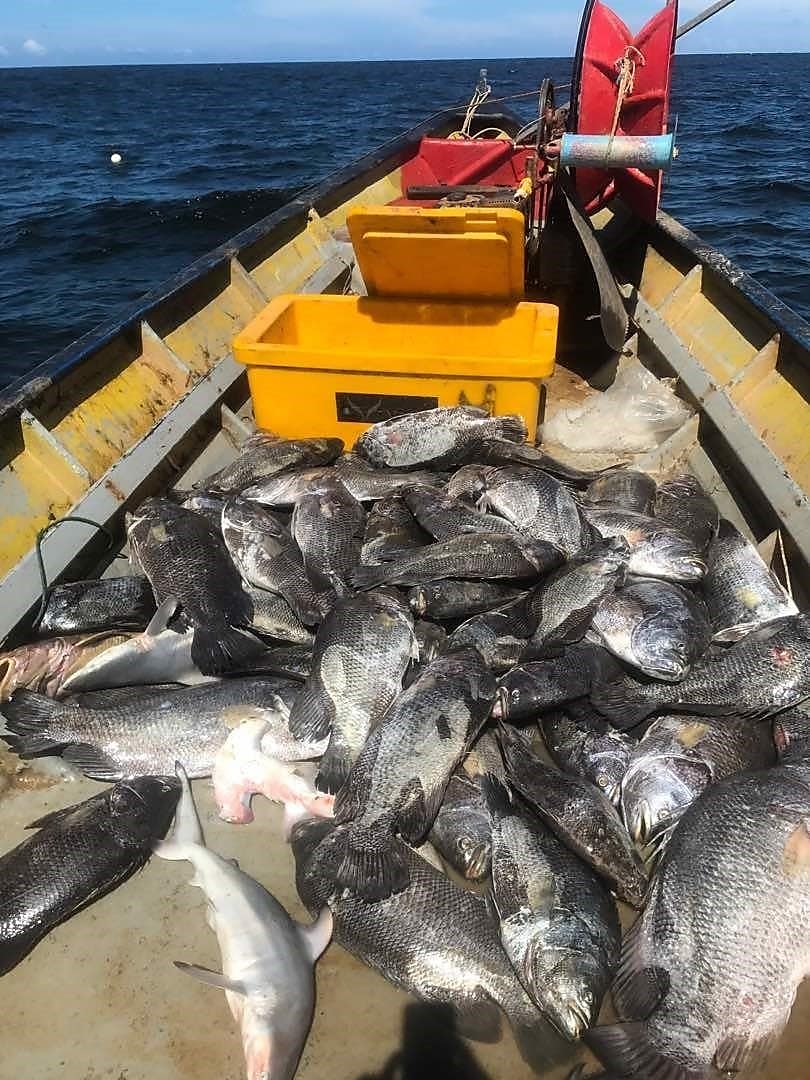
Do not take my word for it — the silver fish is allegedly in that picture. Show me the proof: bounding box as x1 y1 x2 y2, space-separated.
524 538 629 650
334 453 438 501
291 475 366 591
292 815 562 1070
360 496 427 566
588 766 810 1080
444 595 536 673
408 580 524 621
222 498 332 625
583 507 707 583
428 771 492 881
703 518 798 642
241 467 333 506
583 470 656 515
404 485 520 542
619 714 776 849
179 490 227 528
202 433 343 495
591 577 712 681
37 576 156 636
244 586 314 645
352 533 563 589
355 405 526 470
287 590 417 794
157 767 332 1080
1 676 296 780
541 703 634 805
475 465 594 556
654 472 719 551
591 613 810 729
315 648 497 900
484 776 621 1040
127 497 258 675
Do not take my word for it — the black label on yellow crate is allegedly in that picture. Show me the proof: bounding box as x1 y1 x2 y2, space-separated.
335 392 439 423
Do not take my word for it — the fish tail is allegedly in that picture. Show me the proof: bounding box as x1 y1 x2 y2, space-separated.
1 691 73 755
589 681 657 729
315 738 354 795
316 821 410 901
493 414 528 444
350 564 390 590
585 1022 702 1080
190 625 261 676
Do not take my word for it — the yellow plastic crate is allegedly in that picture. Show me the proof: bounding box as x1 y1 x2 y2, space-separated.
233 293 558 445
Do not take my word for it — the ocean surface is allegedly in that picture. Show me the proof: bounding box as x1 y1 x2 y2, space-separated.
1 54 808 388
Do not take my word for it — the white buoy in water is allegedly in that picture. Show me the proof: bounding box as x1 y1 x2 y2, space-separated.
110 152 122 165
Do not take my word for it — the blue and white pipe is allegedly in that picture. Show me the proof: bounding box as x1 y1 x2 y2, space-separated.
559 133 676 171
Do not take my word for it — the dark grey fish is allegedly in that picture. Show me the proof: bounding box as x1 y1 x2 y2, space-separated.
494 645 623 722
588 766 810 1079
222 497 332 625
444 595 537 673
202 434 343 495
499 724 647 907
408 580 524 621
524 538 629 651
654 472 719 551
472 440 623 487
463 727 508 780
292 817 561 1067
591 613 810 729
1 677 297 780
591 578 712 681
291 475 366 591
178 490 227 528
38 576 156 636
126 498 258 675
583 470 656 515
703 518 798 642
355 405 526 470
412 619 447 665
314 648 497 900
583 507 706 583
428 771 492 881
232 643 313 681
774 702 810 762
0 776 179 975
484 776 621 1040
475 465 595 557
65 683 184 708
541 702 634 805
287 590 417 794
360 497 428 566
240 466 333 506
619 714 776 849
244 585 314 645
352 533 563 589
404 485 520 542
334 453 438 501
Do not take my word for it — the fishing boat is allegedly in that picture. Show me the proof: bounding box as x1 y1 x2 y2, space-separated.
1 0 808 1075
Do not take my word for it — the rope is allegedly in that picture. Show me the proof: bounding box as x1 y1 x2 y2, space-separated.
458 71 492 138
31 515 115 632
610 46 645 137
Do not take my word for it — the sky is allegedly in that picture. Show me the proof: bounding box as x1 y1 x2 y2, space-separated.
0 0 807 65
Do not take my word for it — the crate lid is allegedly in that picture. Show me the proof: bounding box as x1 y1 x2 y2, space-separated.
347 206 525 301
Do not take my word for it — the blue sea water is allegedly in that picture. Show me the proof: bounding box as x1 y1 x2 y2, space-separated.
0 54 808 387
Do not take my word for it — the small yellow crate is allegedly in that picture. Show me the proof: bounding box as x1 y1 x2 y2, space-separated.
233 294 558 445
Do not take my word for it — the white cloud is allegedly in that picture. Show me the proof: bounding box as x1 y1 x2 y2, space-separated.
23 38 47 56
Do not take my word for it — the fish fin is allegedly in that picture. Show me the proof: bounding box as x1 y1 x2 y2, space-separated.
173 961 247 995
1 727 66 758
26 802 86 830
715 1028 783 1073
493 414 528 444
2 690 66 725
2 693 71 756
287 690 333 743
169 762 205 846
589 680 657 729
453 998 503 1042
585 1022 701 1080
190 625 263 677
315 822 410 901
315 739 354 795
611 917 668 1020
396 776 446 845
545 602 603 648
297 906 333 962
146 595 180 636
61 744 122 781
350 564 389 590
479 773 514 818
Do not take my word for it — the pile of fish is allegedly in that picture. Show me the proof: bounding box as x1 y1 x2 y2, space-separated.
1 403 808 1080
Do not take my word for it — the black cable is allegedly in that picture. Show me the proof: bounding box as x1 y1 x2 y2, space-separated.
31 516 115 632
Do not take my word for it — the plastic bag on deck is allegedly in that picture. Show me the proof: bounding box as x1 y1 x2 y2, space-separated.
541 360 693 454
